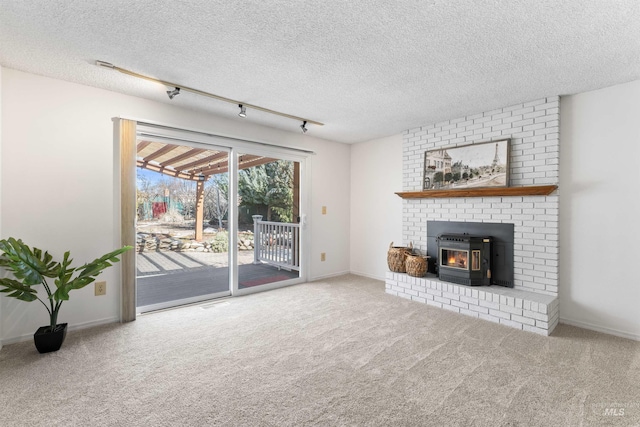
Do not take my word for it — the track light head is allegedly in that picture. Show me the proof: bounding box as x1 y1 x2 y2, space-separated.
166 87 180 99
238 104 247 118
300 121 308 133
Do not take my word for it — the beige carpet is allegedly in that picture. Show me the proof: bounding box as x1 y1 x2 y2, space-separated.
1 274 639 426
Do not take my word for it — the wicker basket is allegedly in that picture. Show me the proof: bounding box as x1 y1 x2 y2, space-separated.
387 242 413 273
406 254 429 277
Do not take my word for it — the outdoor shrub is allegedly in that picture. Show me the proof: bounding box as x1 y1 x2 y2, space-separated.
210 231 229 253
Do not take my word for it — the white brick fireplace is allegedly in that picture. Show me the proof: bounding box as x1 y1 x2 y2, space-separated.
386 97 560 335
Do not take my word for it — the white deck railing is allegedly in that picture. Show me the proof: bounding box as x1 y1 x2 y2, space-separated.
252 215 300 271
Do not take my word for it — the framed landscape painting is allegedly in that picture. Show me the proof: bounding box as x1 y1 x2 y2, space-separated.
422 139 510 191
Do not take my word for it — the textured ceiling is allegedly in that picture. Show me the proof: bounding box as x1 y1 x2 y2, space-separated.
1 1 639 143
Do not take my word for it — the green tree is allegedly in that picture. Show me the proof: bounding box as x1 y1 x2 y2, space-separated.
238 160 293 222
264 161 293 222
238 165 268 212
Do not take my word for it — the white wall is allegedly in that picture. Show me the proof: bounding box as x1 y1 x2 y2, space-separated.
560 79 640 340
349 134 403 279
0 68 351 343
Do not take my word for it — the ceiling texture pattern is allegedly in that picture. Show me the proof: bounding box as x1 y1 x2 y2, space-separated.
1 0 639 143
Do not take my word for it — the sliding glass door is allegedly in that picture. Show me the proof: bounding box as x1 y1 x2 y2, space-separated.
236 154 302 291
123 121 308 314
135 136 231 313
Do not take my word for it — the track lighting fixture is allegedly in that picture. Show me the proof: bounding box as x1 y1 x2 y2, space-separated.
166 87 180 99
95 61 323 131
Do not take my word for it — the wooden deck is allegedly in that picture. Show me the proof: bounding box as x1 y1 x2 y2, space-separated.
136 251 298 308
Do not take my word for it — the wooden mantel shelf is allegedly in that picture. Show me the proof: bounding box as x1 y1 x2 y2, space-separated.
395 185 558 199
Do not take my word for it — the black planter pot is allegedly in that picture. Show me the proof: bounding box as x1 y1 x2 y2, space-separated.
33 323 67 353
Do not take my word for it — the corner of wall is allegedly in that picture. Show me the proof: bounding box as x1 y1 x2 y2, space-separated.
349 134 403 280
558 79 640 340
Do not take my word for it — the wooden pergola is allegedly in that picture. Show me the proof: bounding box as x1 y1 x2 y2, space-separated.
137 140 286 241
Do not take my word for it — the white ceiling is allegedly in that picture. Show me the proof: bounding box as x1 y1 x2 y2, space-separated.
1 1 639 144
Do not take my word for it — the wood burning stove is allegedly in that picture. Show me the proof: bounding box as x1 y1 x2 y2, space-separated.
427 221 514 288
437 234 492 286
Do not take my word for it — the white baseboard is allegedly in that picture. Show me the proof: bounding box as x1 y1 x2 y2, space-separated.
560 317 640 341
349 270 385 281
309 270 352 281
0 316 119 347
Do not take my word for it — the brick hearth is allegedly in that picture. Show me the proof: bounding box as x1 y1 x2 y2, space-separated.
386 272 558 335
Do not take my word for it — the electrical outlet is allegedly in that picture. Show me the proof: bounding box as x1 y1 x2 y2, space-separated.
95 281 106 296
321 253 326 262
322 206 327 215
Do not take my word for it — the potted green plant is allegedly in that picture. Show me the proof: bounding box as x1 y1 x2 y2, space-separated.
0 237 131 353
